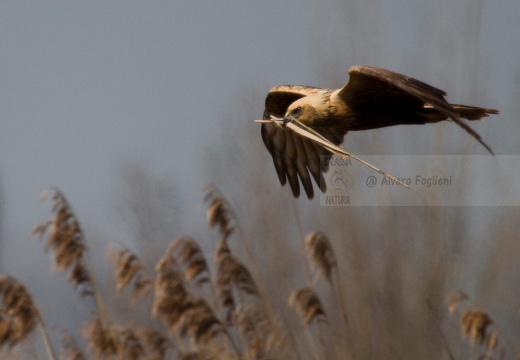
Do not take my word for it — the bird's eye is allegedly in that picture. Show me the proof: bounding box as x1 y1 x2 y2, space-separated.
292 106 303 116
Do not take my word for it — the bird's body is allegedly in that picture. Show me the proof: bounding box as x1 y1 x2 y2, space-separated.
260 65 499 199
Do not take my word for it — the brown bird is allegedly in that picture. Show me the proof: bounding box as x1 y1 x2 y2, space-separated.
260 65 499 199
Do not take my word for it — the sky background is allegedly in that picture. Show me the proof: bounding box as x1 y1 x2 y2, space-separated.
1 1 312 236
1 1 520 353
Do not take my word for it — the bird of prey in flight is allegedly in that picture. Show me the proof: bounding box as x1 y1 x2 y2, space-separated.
258 65 499 199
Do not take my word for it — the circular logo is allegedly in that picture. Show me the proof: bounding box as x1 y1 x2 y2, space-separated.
327 169 352 193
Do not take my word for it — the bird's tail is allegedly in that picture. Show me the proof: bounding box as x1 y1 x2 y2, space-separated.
417 103 498 154
451 104 499 120
420 104 499 122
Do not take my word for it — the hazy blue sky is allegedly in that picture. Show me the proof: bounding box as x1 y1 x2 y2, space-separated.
1 2 314 234
1 1 519 275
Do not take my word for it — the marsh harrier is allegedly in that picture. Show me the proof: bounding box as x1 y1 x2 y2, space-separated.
259 66 498 199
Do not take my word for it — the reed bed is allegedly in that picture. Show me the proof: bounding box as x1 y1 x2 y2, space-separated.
0 186 516 360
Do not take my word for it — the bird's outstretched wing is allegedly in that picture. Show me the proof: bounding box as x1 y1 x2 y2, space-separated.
261 85 331 199
338 65 494 154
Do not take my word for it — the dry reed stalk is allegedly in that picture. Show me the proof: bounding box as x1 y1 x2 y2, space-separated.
116 326 145 360
215 239 258 298
233 305 290 360
177 297 224 344
447 292 510 359
153 250 189 331
175 351 219 360
289 287 327 360
180 296 242 358
82 318 117 359
217 287 235 326
33 189 115 358
108 246 153 303
176 353 201 360
233 306 264 359
214 236 260 349
154 245 242 357
212 239 237 324
60 332 87 360
203 186 267 302
176 353 202 360
204 185 297 358
304 231 356 359
0 275 57 360
137 326 171 360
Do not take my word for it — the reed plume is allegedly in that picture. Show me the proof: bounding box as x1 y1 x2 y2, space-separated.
214 239 232 310
289 287 326 325
460 309 492 347
137 326 171 360
154 268 225 345
233 305 289 360
82 318 117 359
34 189 114 358
60 332 87 360
233 306 264 359
304 231 337 282
0 275 58 360
215 239 257 297
289 287 327 360
304 231 356 359
109 246 153 303
210 239 237 324
204 184 285 354
177 297 224 344
447 291 505 358
217 286 235 326
215 237 258 326
170 236 211 286
155 240 242 357
153 249 189 332
175 351 218 360
204 185 234 239
176 353 201 360
117 326 145 360
32 189 92 297
0 275 38 348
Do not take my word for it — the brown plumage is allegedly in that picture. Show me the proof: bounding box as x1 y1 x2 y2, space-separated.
261 65 499 199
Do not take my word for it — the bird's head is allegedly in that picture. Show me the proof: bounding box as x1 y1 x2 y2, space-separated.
283 98 318 126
